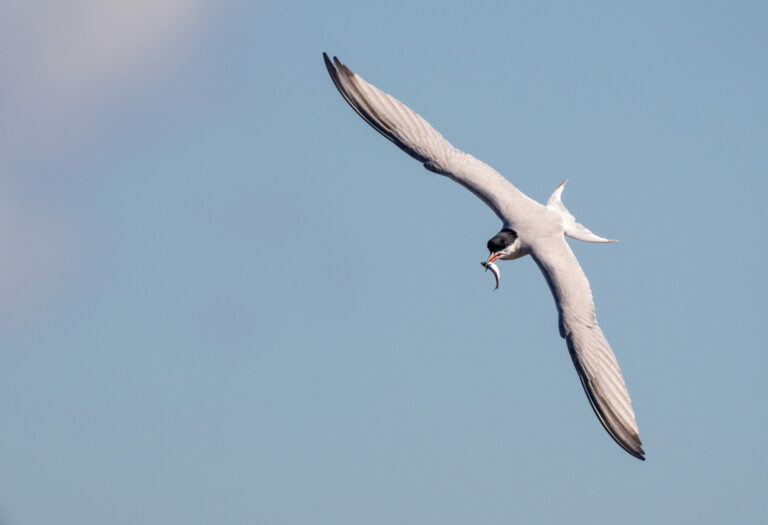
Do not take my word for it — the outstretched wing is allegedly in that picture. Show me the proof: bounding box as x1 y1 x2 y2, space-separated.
323 53 535 222
531 236 645 460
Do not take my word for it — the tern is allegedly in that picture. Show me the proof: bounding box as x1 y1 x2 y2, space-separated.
324 53 644 460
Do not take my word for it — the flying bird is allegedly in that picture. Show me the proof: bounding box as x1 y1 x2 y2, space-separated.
323 53 644 460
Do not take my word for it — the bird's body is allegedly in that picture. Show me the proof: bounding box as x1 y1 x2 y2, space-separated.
324 53 644 460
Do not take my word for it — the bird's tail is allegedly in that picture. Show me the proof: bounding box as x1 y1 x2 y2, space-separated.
546 180 616 243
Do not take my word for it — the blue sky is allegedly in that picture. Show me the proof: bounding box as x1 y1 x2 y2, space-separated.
2 1 767 523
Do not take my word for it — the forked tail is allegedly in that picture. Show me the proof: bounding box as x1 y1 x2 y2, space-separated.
546 180 616 243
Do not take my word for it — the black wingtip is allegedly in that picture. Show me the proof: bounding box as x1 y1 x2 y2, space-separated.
628 443 646 461
628 444 646 461
322 53 348 79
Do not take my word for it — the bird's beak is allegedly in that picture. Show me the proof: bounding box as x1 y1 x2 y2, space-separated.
487 253 500 264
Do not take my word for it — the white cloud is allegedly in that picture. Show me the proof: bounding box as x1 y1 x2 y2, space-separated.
0 0 211 319
5 0 207 102
1 0 209 156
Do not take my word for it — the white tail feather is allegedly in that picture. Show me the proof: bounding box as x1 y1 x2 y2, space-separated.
547 180 617 243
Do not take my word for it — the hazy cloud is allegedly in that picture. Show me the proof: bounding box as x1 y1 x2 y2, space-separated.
1 0 209 156
0 0 210 319
0 184 80 323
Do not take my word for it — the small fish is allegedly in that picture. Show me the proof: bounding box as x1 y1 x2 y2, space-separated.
480 260 501 290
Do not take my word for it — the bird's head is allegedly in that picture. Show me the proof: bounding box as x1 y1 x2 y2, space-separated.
486 228 526 263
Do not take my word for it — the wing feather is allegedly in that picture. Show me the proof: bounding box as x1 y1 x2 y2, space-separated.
323 53 537 222
532 236 645 460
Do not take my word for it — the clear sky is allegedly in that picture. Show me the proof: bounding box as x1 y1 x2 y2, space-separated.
2 1 767 523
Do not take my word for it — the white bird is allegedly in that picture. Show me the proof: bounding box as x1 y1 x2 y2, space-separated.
324 53 644 460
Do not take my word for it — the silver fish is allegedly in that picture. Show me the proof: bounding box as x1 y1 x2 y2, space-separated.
480 260 501 290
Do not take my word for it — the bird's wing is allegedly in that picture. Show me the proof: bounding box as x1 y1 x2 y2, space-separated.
531 235 645 460
324 53 534 222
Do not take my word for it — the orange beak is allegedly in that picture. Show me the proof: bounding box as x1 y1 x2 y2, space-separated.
487 253 500 264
